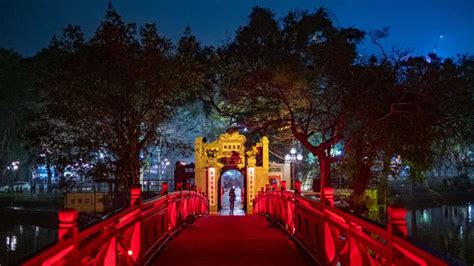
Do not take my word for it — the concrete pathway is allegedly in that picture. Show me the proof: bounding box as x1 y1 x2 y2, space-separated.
219 187 245 216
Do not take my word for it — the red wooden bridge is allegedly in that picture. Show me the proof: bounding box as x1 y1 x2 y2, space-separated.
23 187 449 266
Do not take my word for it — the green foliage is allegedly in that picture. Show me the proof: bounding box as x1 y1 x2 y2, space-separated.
306 153 316 165
405 160 426 183
213 6 365 188
340 53 473 188
158 102 230 162
213 6 473 196
23 4 205 189
2 4 472 199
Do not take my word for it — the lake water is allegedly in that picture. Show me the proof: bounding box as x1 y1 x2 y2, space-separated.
0 223 57 265
406 202 473 265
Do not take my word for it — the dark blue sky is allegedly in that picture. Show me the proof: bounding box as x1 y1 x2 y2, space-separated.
0 0 473 58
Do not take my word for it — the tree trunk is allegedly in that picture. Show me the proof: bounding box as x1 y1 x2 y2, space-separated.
351 142 374 213
318 154 331 203
378 153 392 218
319 157 330 189
353 164 371 209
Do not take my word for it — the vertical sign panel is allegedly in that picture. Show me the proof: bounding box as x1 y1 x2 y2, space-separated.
247 167 255 207
208 167 216 206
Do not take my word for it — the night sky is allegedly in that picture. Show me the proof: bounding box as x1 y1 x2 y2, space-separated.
0 0 473 58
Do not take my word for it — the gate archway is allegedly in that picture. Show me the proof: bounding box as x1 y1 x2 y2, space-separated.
218 169 246 215
194 131 270 214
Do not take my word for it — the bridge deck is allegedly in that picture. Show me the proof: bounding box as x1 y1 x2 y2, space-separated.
151 215 313 266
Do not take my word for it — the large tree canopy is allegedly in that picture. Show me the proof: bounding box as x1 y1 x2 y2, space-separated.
212 7 365 197
343 54 473 201
25 4 204 190
3 4 471 204
0 49 34 184
211 6 473 202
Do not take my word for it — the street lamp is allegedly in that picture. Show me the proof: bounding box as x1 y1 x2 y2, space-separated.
285 148 303 190
8 161 19 171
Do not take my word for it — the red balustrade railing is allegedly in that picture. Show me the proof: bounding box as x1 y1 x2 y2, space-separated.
254 188 448 266
23 188 208 266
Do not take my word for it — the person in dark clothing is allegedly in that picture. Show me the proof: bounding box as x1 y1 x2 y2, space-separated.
229 187 236 213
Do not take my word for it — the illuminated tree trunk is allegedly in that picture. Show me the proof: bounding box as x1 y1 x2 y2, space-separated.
295 133 339 202
319 155 331 199
350 142 374 212
353 164 371 209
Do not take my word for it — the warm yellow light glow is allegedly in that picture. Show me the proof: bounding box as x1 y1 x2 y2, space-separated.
208 167 216 206
247 167 255 205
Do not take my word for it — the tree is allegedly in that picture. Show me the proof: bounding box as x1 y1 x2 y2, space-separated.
336 53 471 205
211 6 473 205
211 7 364 200
0 49 34 186
26 4 201 192
418 56 474 187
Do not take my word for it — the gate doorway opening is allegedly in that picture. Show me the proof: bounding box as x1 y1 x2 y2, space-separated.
218 169 245 215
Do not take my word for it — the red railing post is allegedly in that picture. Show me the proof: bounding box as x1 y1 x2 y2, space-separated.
168 194 178 231
388 205 408 236
130 185 142 207
323 187 334 207
294 180 301 195
57 208 79 262
128 186 142 263
58 208 79 240
181 190 189 219
130 218 141 263
348 222 364 265
386 205 407 265
161 182 169 196
287 193 295 233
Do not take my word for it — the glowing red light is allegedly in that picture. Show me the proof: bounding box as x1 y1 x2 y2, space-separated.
127 250 133 256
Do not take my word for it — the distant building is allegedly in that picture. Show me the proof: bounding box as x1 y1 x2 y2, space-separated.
268 162 287 186
174 161 195 186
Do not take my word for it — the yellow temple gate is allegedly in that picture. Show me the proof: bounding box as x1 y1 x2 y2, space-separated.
194 131 269 213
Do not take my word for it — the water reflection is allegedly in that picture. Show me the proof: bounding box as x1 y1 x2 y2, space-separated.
0 223 57 265
469 203 472 223
6 235 17 251
406 202 473 265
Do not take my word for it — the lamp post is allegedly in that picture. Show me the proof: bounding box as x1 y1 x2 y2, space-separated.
285 148 303 190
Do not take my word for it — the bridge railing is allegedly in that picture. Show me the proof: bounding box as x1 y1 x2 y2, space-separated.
254 188 448 266
24 188 208 266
